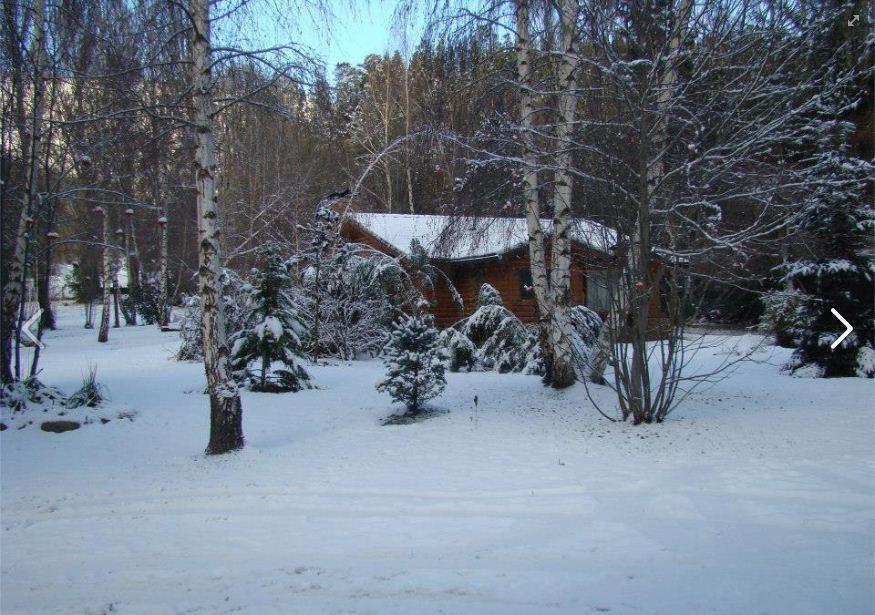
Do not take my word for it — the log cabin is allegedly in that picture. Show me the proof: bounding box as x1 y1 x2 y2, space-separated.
340 211 666 332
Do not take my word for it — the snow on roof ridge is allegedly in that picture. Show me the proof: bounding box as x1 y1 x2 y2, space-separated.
345 211 615 260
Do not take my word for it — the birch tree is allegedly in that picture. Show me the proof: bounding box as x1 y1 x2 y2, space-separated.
188 0 243 453
514 0 579 388
1 0 47 382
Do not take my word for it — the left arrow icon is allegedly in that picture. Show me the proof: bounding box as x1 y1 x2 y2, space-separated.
830 308 853 350
22 309 46 350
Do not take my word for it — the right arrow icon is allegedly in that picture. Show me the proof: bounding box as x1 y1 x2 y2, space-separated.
830 308 853 349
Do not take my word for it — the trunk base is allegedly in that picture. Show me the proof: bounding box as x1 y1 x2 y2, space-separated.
548 360 576 389
205 392 244 455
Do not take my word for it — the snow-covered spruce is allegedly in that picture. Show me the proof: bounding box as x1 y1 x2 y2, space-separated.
758 288 807 349
475 313 529 373
230 246 312 393
442 286 602 376
439 327 476 372
775 118 874 377
567 305 602 372
453 284 537 374
376 304 446 415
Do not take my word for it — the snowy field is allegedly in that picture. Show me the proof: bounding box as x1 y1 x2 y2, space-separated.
2 305 873 614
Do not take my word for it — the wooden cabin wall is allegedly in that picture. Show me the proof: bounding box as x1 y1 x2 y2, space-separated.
340 219 665 332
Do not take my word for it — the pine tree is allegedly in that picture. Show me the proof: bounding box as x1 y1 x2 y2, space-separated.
782 119 874 377
377 303 446 415
230 245 312 392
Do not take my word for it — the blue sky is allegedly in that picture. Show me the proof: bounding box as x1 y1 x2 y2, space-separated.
294 1 420 75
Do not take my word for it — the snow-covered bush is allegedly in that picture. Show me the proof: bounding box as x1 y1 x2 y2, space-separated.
230 246 312 393
439 327 476 372
464 295 512 348
568 305 602 348
317 251 403 359
520 329 544 375
176 295 203 361
294 202 406 360
758 288 808 348
447 286 602 377
0 377 64 412
452 284 538 373
438 284 538 374
175 269 247 361
376 305 446 415
855 344 875 379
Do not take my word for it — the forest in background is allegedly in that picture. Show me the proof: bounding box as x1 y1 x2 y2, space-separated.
4 0 869 318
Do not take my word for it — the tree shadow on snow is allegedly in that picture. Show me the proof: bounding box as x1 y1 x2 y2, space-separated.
381 407 449 425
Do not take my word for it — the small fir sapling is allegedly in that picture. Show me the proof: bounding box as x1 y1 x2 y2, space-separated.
376 302 447 415
123 283 161 325
230 245 312 392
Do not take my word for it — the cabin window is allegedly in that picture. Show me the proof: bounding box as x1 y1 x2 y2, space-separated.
519 270 534 300
586 270 616 313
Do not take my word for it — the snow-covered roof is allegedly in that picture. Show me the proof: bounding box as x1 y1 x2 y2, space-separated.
345 213 616 261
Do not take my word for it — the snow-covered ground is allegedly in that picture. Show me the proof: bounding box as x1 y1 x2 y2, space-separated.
2 306 873 614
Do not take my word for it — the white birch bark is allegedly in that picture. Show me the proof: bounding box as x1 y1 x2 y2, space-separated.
546 0 580 388
97 210 111 342
191 0 244 454
157 215 169 328
515 0 551 319
1 0 46 382
383 65 394 212
516 0 579 388
403 58 415 213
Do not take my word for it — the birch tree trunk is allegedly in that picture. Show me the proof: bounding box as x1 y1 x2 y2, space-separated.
545 0 580 389
128 215 142 289
384 67 394 212
516 0 577 389
1 0 46 383
157 215 169 328
515 0 552 327
36 202 56 331
97 210 111 343
403 59 415 213
123 214 137 325
191 0 244 454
